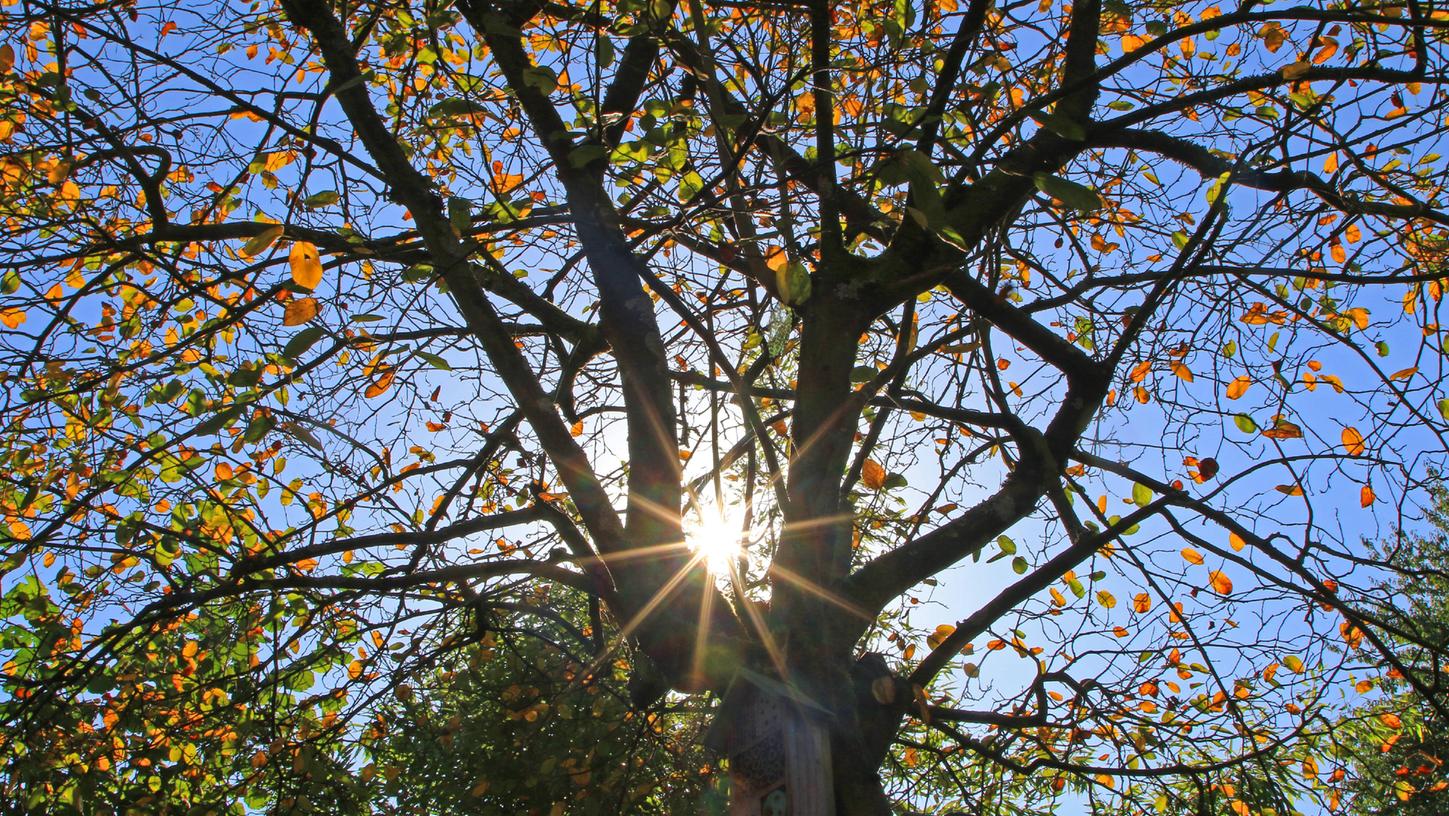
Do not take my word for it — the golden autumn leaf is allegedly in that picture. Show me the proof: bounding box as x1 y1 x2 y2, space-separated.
1230 531 1247 551
926 624 956 649
862 458 887 490
0 307 25 329
1379 712 1403 729
295 557 319 573
289 240 323 290
1361 484 1376 507
1225 375 1251 399
1132 592 1152 613
1169 361 1193 382
282 297 319 326
1181 547 1205 565
1208 570 1233 595
1341 426 1365 455
1330 242 1346 264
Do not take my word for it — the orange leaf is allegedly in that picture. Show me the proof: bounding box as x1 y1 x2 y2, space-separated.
1389 366 1417 381
1261 419 1303 439
1341 427 1365 456
283 297 319 326
570 420 583 437
1208 570 1233 595
0 307 25 329
295 558 319 573
1132 592 1152 613
862 459 887 490
1380 712 1402 729
1225 376 1251 400
1169 361 1193 382
364 368 395 399
1361 484 1376 507
1229 532 1246 551
289 241 323 290
1330 242 1346 264
1181 548 1205 565
1323 152 1339 174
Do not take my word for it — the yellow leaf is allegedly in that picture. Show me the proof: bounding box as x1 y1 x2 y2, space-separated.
0 307 25 329
289 241 323 290
1341 427 1365 456
1225 375 1251 400
348 660 364 680
1323 152 1339 173
1209 570 1233 595
862 459 887 490
282 297 319 326
1181 548 1205 565
1283 654 1304 673
1229 532 1247 551
242 224 285 257
926 624 956 649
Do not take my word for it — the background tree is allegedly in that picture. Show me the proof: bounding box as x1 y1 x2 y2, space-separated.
3 0 1449 814
1334 481 1449 816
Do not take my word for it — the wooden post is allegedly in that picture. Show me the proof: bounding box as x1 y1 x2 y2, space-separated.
703 668 835 816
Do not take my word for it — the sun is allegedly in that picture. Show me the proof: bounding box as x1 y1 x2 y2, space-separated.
686 503 744 576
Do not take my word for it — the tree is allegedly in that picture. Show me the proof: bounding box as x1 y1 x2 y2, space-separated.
1334 481 1449 816
3 0 1449 813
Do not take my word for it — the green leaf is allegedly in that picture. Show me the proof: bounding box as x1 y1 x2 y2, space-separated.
1032 173 1102 212
1011 556 1028 574
417 352 451 371
302 190 340 209
1132 482 1153 506
1028 111 1085 141
282 326 326 361
1234 414 1258 433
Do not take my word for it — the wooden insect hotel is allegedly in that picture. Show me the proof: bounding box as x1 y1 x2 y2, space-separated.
703 668 835 816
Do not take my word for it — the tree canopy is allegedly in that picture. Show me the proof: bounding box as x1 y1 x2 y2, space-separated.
3 0 1449 813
